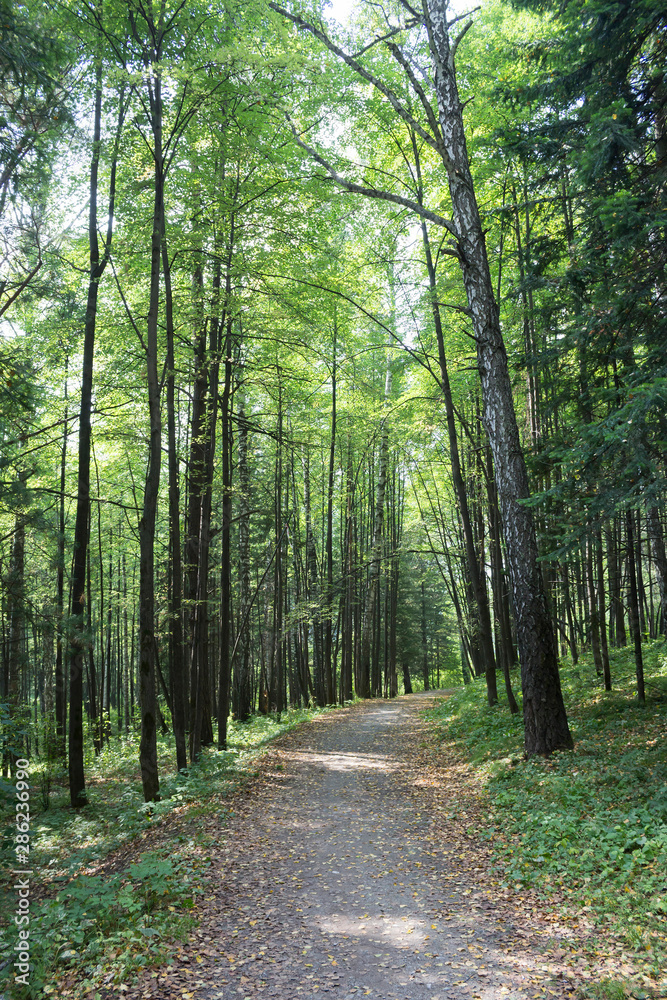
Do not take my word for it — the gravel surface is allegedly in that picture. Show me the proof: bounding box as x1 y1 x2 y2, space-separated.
126 693 576 1000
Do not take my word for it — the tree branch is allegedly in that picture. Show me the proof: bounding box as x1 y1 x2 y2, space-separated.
270 4 443 158
287 119 459 237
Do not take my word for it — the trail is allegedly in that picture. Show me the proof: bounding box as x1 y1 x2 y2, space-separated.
127 694 576 1000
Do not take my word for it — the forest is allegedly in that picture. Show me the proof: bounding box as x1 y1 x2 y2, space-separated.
1 0 667 997
0 0 666 803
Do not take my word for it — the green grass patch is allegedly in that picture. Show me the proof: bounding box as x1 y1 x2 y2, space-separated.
430 641 667 986
0 703 338 998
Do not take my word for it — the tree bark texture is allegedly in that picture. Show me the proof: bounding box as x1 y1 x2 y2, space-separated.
424 0 572 754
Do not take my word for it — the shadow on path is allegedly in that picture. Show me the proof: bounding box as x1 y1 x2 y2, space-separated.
126 694 576 1000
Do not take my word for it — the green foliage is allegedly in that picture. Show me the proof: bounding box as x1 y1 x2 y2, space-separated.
430 643 667 981
491 0 667 541
0 704 342 996
4 851 197 999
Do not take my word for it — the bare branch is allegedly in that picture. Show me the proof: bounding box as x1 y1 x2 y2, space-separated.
270 4 443 158
385 41 447 160
0 259 42 318
287 119 458 236
452 19 474 59
350 23 416 59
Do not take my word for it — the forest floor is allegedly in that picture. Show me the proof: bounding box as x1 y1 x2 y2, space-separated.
98 692 587 1000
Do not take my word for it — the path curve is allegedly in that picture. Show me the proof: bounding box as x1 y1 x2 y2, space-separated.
128 693 575 1000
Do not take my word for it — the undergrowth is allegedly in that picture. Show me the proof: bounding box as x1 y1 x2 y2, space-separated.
431 640 667 993
0 703 338 998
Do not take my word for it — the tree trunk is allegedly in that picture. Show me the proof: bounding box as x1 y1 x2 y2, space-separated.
323 320 337 705
272 368 285 715
610 517 627 646
54 364 68 760
360 364 390 699
304 448 324 705
340 435 355 703
585 534 603 678
595 528 611 691
7 505 26 717
218 312 233 749
135 28 164 801
487 453 519 713
67 66 124 805
626 509 645 705
163 219 187 773
233 387 253 720
387 467 401 699
420 579 430 691
647 505 667 636
424 0 572 755
417 198 498 705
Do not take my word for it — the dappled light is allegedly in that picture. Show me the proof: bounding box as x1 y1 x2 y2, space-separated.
1 0 665 994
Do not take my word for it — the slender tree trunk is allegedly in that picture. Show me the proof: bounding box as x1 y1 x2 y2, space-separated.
185 248 219 758
186 318 208 758
414 149 498 706
7 505 26 722
487 455 519 713
626 510 645 705
387 467 401 699
635 510 648 637
360 364 390 699
421 579 430 691
585 535 603 677
272 368 285 715
67 67 124 805
340 435 355 703
304 449 324 705
122 553 130 732
647 505 667 636
218 312 234 749
233 387 253 720
612 517 628 646
136 31 164 801
163 218 187 773
595 528 611 691
323 320 337 705
53 364 68 759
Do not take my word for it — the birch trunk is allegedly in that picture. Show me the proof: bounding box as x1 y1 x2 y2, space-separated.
424 0 572 754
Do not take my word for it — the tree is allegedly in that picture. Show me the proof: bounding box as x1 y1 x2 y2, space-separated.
67 40 126 807
272 0 572 755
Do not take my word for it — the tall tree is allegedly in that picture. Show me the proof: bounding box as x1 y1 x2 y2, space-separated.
273 0 572 754
67 52 125 807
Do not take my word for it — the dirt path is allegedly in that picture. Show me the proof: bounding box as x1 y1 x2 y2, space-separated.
127 694 577 1000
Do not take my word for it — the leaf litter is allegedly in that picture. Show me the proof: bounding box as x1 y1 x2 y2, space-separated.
71 692 608 1000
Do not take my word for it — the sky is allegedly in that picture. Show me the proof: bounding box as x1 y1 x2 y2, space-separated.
325 0 469 26
324 0 356 25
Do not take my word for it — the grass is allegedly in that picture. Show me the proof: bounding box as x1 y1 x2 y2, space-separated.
429 640 667 995
3 650 665 998
0 703 340 999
